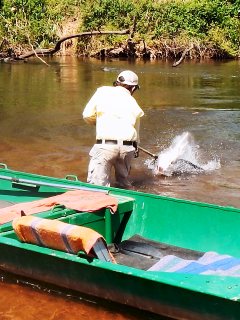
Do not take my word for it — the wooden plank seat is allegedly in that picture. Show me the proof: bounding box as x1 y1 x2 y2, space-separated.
12 216 115 263
0 193 135 237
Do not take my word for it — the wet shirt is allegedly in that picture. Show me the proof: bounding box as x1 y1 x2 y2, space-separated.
83 86 144 141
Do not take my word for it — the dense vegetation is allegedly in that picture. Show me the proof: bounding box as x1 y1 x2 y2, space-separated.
0 0 240 60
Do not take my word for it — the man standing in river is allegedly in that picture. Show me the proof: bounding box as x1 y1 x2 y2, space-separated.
83 70 144 188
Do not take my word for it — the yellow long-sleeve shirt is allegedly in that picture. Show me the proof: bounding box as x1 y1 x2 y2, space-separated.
83 86 144 142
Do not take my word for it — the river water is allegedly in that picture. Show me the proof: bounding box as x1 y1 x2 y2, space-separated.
0 57 239 319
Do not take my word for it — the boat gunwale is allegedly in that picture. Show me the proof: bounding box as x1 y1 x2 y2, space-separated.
0 165 239 212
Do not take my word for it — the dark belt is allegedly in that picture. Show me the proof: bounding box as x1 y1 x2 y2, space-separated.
96 139 135 146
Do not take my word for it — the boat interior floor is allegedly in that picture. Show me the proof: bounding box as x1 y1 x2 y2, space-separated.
109 235 204 270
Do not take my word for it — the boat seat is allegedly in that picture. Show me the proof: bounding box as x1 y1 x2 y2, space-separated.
0 192 135 240
12 216 115 263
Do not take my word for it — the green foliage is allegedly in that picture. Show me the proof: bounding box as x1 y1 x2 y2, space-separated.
1 0 52 47
0 0 82 49
81 0 135 30
207 26 237 57
46 0 82 20
0 0 240 58
80 0 240 56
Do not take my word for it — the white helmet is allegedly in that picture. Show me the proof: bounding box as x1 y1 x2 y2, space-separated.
117 70 138 86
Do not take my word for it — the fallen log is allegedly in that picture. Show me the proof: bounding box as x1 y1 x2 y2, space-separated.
172 44 194 67
17 29 130 60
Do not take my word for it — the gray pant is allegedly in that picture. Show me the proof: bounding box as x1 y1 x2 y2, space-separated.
87 144 135 187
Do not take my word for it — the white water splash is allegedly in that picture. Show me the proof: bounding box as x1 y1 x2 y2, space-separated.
146 132 220 176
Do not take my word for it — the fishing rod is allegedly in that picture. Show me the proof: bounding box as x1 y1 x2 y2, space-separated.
138 146 158 160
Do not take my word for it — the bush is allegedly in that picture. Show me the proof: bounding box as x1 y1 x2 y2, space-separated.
1 0 53 49
80 0 240 56
0 0 240 58
0 0 81 51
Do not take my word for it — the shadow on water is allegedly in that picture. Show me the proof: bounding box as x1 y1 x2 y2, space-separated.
0 270 171 320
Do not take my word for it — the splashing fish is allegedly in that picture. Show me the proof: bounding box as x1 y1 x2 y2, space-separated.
150 132 220 176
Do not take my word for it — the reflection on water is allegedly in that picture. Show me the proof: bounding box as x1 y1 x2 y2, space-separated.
0 272 165 320
0 57 240 319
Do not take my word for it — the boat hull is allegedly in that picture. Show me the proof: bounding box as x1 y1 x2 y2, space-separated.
0 237 240 320
0 164 240 319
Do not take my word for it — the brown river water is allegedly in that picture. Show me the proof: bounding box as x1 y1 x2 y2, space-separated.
0 57 239 319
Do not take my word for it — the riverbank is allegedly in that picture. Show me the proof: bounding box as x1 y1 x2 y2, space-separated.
1 0 240 61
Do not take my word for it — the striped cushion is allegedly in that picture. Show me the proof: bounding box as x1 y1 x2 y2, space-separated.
148 251 240 276
13 216 104 255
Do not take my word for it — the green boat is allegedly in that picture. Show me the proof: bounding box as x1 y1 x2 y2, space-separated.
0 163 240 320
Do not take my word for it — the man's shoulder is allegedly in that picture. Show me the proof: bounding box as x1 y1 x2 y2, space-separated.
95 86 118 98
97 86 114 92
